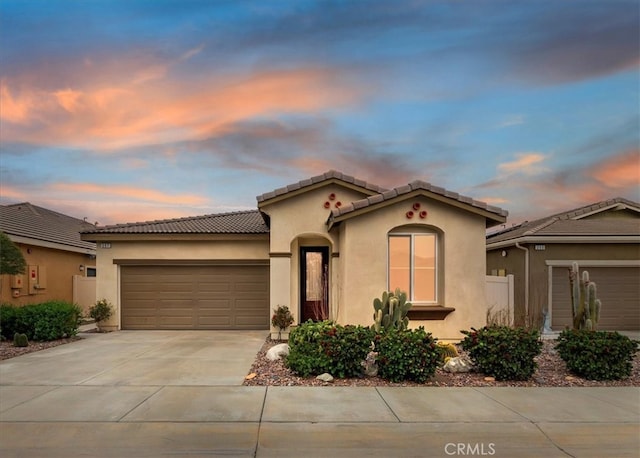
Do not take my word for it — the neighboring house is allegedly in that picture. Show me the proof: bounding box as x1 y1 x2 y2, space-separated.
0 203 97 312
81 170 507 339
486 197 640 332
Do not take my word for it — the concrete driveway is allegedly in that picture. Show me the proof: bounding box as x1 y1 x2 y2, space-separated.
0 330 267 387
1 331 639 457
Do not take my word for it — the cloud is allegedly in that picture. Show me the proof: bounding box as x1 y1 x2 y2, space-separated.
497 153 549 175
500 3 640 85
51 182 208 206
590 149 639 188
1 64 363 150
497 115 524 128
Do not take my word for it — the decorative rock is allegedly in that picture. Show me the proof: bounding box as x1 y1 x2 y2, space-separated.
565 376 575 381
266 343 290 361
442 356 472 373
245 373 256 380
316 373 334 383
361 351 379 377
483 376 496 382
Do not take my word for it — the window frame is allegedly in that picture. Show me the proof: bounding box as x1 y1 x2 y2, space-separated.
387 229 441 305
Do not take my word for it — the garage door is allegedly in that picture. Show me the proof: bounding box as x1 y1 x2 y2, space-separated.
551 266 640 331
120 264 269 330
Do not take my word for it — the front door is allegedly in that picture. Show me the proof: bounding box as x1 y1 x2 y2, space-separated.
300 247 329 322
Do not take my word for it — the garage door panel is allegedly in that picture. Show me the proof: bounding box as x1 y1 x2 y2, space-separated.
121 265 269 330
552 266 640 331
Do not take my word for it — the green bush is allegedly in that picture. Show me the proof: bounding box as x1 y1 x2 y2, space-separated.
0 301 82 341
286 320 374 378
0 304 28 339
89 299 114 323
556 329 638 380
460 325 542 381
375 327 441 383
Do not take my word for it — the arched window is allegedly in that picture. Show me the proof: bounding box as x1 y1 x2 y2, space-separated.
388 226 442 304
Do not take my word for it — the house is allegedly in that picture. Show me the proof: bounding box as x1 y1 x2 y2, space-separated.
486 197 640 331
0 203 97 312
81 170 507 339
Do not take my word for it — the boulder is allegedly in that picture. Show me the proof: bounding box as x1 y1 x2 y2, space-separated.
316 373 334 383
442 356 473 373
266 343 290 361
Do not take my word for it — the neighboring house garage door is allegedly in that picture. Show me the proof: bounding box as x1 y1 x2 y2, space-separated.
551 266 640 331
120 264 269 330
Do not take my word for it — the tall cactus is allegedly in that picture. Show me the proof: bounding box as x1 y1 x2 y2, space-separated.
371 288 412 332
569 262 602 331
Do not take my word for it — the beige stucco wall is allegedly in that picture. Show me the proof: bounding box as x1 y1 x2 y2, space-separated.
337 197 489 340
260 183 371 323
94 239 269 330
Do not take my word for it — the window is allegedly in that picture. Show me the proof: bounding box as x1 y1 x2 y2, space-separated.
389 232 438 303
86 267 97 277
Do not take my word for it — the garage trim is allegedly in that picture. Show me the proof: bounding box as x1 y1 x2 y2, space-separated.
114 259 268 266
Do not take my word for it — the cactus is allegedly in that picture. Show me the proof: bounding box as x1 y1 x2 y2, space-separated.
437 342 459 362
569 262 601 331
371 288 412 332
13 333 28 347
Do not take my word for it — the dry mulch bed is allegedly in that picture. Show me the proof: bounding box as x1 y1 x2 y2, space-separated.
243 338 640 387
0 337 82 361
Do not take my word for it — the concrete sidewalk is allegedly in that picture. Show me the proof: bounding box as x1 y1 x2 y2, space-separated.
0 331 638 457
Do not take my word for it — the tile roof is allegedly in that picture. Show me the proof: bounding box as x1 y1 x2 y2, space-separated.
256 169 387 203
81 210 269 235
486 197 640 244
330 180 508 221
0 202 97 251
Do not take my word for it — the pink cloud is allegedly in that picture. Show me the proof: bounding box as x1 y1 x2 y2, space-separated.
498 153 548 175
1 60 363 150
590 149 639 188
51 182 208 206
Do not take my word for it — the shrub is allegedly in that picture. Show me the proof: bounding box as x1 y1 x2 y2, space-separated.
556 329 638 380
271 305 294 340
0 304 28 340
375 327 441 383
460 325 542 381
286 320 374 378
0 301 81 341
13 332 28 347
89 299 114 323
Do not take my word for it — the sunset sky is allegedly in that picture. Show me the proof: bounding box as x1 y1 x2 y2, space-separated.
1 0 638 226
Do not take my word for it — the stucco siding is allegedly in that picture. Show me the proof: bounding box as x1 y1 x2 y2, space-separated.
94 239 269 329
0 243 95 306
339 197 488 340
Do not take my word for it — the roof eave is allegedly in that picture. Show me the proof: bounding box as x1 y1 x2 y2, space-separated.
81 233 269 242
257 178 382 209
486 234 640 249
328 189 507 230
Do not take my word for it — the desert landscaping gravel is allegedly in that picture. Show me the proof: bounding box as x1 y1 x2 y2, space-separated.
243 337 640 387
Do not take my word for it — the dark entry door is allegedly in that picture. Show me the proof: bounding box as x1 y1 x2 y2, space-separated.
300 247 329 322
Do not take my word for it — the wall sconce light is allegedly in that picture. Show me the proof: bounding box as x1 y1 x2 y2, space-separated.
79 265 85 272
501 250 508 257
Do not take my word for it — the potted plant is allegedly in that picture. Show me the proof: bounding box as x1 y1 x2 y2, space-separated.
89 299 114 332
271 305 294 341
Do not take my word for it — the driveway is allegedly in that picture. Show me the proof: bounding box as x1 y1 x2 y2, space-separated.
0 330 267 386
1 331 639 457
